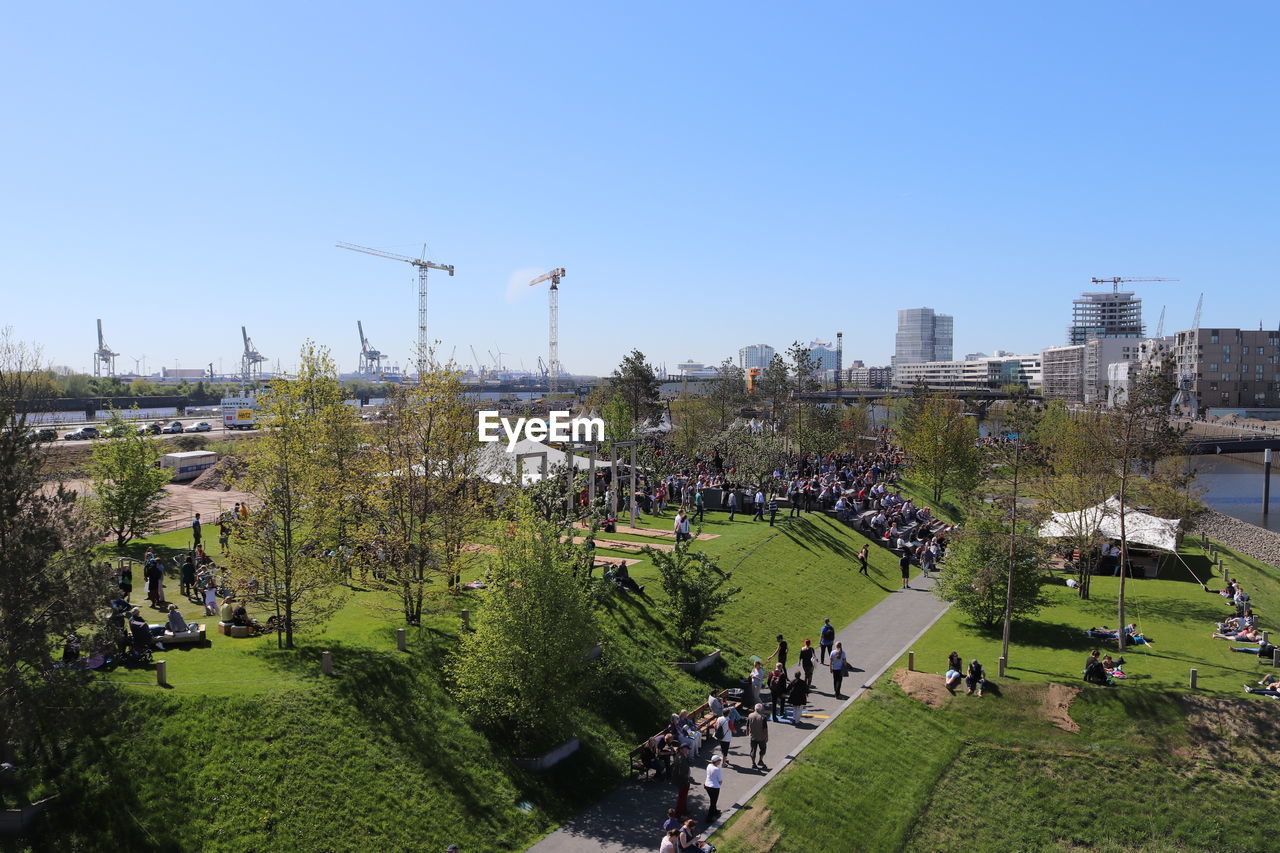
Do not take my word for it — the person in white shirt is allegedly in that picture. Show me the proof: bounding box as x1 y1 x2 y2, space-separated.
703 754 724 820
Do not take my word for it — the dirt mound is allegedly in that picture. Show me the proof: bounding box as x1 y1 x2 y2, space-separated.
716 806 780 852
189 455 244 491
893 669 953 708
1043 683 1081 732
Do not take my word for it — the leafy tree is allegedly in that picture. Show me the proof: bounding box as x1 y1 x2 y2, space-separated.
601 394 635 441
0 331 111 772
608 349 661 426
364 369 488 622
900 395 980 505
709 358 746 430
1081 365 1184 651
645 542 741 653
935 507 1048 630
88 410 172 547
449 500 599 750
756 354 791 425
230 344 353 648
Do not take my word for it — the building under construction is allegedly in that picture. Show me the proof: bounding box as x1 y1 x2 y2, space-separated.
1068 291 1144 345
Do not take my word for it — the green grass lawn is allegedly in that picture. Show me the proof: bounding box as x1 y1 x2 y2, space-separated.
30 505 901 851
715 680 1280 853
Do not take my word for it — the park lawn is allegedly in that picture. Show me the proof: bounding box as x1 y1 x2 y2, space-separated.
892 538 1280 697
715 680 1279 853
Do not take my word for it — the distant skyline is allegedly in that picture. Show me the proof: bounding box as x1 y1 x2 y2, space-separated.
3 3 1277 376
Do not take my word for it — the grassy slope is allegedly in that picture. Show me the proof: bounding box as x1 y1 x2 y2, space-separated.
33 505 897 851
717 682 1277 853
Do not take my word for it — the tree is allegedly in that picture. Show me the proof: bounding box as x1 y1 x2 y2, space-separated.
449 500 599 750
935 507 1048 630
364 369 489 623
708 359 746 430
0 331 111 772
756 354 791 426
900 395 980 505
608 349 661 426
229 344 353 648
88 410 172 547
645 542 740 653
1082 365 1184 651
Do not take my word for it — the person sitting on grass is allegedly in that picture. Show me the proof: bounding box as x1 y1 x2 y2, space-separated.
944 651 964 693
965 659 986 696
1231 639 1278 657
1244 675 1280 698
1213 624 1260 642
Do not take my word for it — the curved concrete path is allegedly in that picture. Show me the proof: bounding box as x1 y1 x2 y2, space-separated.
528 575 951 853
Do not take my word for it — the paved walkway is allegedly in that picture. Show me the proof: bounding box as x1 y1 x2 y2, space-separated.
528 574 951 853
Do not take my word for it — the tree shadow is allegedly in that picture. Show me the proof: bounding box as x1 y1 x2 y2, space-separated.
779 516 856 559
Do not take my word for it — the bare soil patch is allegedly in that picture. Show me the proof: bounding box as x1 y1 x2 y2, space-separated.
190 455 245 491
1181 694 1280 763
892 668 953 708
718 806 780 852
1042 683 1081 733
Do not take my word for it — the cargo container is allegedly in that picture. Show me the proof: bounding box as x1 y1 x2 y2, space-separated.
160 450 217 482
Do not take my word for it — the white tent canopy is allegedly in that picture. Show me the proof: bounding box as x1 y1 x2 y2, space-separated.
478 437 612 485
1038 497 1181 552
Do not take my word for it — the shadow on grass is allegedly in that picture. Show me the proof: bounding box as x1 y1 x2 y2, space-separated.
779 516 857 560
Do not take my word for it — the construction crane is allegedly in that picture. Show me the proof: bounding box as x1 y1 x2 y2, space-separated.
469 345 484 378
1154 306 1166 338
240 326 267 384
1171 293 1204 415
528 268 567 395
1090 276 1179 294
93 319 118 377
357 321 385 376
337 241 455 375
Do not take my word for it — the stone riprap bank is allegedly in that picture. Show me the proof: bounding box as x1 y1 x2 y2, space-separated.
1192 509 1280 569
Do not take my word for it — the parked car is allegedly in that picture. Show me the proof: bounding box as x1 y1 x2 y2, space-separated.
105 423 134 438
188 421 213 432
63 426 100 441
162 421 185 434
29 427 58 442
136 422 163 435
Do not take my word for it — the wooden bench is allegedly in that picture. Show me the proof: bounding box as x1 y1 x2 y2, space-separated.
627 690 734 780
218 622 251 638
163 624 206 645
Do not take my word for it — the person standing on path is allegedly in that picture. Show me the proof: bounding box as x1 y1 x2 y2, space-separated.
748 660 765 707
767 663 789 721
818 618 835 664
857 544 869 575
829 641 849 699
899 551 912 589
714 711 733 763
727 490 738 521
671 743 692 817
770 635 789 671
799 639 815 686
753 488 765 521
747 704 769 770
703 754 724 821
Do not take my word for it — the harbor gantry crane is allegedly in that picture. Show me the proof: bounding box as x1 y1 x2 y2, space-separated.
528 267 567 394
240 326 267 384
1171 293 1204 415
337 241 455 376
1090 276 1179 294
357 321 385 376
93 319 118 377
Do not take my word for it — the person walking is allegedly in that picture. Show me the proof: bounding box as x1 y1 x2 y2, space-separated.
703 754 724 821
799 638 815 686
857 544 869 575
671 743 692 817
767 493 779 526
829 641 849 699
714 710 733 764
767 663 789 721
727 490 738 521
747 703 769 770
673 510 689 544
899 551 912 589
752 488 765 521
818 618 835 664
692 489 704 523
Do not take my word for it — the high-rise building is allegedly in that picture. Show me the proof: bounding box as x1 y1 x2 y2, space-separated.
738 344 775 371
807 339 839 372
1068 291 1143 345
894 308 953 365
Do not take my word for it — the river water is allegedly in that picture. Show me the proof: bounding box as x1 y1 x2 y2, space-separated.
1189 454 1280 531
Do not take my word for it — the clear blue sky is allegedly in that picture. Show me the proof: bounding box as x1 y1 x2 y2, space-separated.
3 3 1276 377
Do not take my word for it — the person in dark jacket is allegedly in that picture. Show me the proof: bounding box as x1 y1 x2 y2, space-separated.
670 743 692 817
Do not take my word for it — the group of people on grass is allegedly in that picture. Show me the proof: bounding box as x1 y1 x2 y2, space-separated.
943 651 989 696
